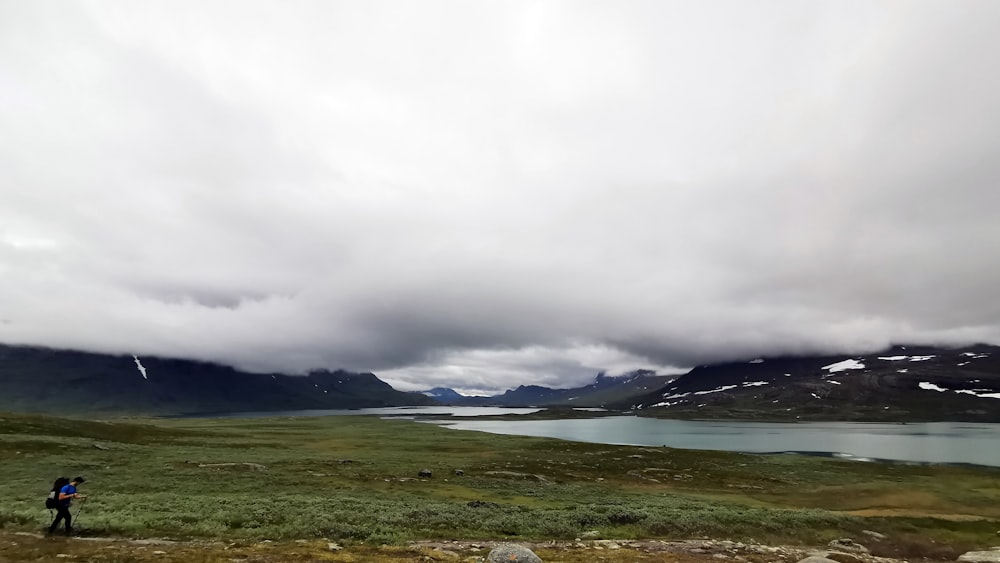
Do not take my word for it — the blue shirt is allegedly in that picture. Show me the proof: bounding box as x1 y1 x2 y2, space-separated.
59 484 76 507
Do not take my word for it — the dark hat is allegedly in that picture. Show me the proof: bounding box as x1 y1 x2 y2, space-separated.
73 476 86 483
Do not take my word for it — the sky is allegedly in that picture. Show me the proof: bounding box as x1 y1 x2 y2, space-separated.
2 1 1000 395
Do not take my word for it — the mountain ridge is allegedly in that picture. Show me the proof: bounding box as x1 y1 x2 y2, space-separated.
627 343 1000 421
420 370 679 408
0 343 434 415
3 342 999 420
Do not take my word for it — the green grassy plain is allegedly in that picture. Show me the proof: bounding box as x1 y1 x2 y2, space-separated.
1 412 999 560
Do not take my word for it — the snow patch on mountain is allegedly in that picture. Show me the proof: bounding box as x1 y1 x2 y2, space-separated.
692 385 738 395
919 382 1000 399
962 352 990 359
956 389 1000 399
822 359 865 372
877 355 935 362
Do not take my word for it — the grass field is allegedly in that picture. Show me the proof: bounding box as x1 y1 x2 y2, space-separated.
1 412 999 560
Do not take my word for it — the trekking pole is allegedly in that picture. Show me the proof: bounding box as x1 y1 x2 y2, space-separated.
74 497 88 530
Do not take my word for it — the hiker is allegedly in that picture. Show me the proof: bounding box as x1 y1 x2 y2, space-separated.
48 476 86 535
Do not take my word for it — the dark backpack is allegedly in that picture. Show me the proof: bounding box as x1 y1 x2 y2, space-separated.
45 477 70 509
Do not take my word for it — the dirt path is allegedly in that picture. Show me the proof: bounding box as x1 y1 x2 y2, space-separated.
0 531 942 563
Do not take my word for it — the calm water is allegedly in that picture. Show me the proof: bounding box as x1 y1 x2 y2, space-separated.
211 407 1000 467
212 406 542 418
427 416 1000 467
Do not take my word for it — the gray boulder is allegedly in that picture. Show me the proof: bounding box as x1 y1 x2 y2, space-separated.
861 530 886 541
418 469 432 478
958 552 1000 563
487 543 542 563
825 552 864 563
828 539 869 554
797 557 839 563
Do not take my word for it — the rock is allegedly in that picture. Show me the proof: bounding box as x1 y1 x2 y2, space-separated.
327 542 342 551
797 557 839 563
959 551 1000 562
454 469 465 476
92 443 109 450
825 551 863 563
487 543 543 563
861 530 886 541
581 530 601 539
152 551 166 555
418 469 432 478
827 539 869 554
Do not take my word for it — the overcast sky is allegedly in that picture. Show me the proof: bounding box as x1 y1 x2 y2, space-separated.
2 1 999 394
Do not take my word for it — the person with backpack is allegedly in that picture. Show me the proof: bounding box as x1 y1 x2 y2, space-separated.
45 477 70 511
48 476 86 535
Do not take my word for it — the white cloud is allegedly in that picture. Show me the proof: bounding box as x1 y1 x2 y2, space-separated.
2 1 1000 391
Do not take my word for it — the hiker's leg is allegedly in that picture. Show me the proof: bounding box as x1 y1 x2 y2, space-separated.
49 509 64 533
63 508 73 534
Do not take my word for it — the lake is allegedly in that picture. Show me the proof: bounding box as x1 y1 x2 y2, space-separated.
216 407 1000 467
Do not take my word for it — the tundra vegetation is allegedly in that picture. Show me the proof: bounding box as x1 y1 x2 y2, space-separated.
1 412 998 562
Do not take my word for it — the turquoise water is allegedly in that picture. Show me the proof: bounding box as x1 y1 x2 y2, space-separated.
427 416 1000 467
212 407 1000 467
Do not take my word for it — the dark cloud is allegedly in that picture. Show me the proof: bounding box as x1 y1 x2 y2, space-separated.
2 1 1000 392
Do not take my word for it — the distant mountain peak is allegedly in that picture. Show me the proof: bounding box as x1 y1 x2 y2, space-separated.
630 343 1000 422
421 387 465 401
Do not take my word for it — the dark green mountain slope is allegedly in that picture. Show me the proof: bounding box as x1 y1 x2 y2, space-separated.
0 344 435 415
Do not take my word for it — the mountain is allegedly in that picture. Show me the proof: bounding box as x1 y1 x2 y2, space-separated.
420 387 469 402
7 341 999 421
0 344 435 415
628 344 1000 422
427 370 679 408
